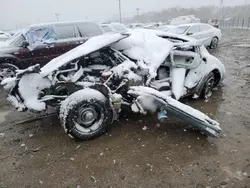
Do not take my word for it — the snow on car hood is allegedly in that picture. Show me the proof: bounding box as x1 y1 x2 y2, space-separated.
112 29 174 83
40 33 129 76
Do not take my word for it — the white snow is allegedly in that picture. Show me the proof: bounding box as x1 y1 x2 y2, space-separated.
171 68 186 100
60 88 106 131
7 95 26 111
76 82 95 88
104 60 142 81
87 64 110 70
18 73 51 111
112 29 174 84
1 77 17 91
41 33 128 76
0 133 5 136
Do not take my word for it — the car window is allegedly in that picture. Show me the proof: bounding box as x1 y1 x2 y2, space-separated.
200 24 212 31
53 24 77 40
112 24 128 32
102 26 112 32
188 25 200 34
77 22 103 37
169 26 190 34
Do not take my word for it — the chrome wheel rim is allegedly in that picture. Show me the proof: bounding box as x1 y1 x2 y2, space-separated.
211 38 218 48
73 103 105 133
204 77 215 98
77 106 97 127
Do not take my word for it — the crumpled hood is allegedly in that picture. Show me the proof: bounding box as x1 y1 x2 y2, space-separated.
40 33 129 76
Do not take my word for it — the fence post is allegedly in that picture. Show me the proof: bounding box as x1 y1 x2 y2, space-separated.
242 18 245 29
237 18 240 28
232 18 235 28
248 17 250 29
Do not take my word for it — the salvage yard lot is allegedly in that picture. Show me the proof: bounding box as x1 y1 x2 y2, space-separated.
0 29 250 188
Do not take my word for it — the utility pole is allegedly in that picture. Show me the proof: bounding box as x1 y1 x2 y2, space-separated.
136 8 140 22
118 0 122 23
55 13 59 22
219 0 224 21
245 0 247 18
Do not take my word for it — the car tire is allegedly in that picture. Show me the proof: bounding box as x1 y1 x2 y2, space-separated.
60 90 114 141
201 72 215 99
210 37 219 49
0 63 18 82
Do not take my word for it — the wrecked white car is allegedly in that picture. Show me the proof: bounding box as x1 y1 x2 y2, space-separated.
1 30 225 140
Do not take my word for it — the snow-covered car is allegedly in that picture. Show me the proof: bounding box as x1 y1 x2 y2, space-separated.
170 15 200 26
0 31 11 41
101 22 129 33
157 25 177 32
168 23 222 49
128 23 145 29
208 19 220 28
1 30 225 140
0 21 104 82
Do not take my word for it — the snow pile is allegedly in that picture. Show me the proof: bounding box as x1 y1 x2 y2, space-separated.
7 95 26 111
18 73 51 111
112 29 174 84
171 68 186 100
1 77 17 92
103 60 142 81
41 33 128 76
60 88 106 132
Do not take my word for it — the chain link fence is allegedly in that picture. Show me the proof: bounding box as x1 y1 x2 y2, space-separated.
219 17 250 30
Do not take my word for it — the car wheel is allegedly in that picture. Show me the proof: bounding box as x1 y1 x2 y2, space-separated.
210 37 219 49
201 72 215 99
60 90 113 141
0 63 18 82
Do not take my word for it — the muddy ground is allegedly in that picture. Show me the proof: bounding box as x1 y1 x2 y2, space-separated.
0 29 250 188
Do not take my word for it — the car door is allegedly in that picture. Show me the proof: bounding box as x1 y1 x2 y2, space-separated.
76 22 104 40
199 24 214 46
52 24 83 59
17 29 58 67
186 25 202 40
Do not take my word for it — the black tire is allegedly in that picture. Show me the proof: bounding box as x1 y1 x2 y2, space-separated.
60 90 114 141
201 72 215 99
0 63 18 82
210 37 219 49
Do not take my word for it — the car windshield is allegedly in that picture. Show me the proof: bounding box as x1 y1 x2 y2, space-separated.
169 26 190 34
102 25 112 32
112 24 128 32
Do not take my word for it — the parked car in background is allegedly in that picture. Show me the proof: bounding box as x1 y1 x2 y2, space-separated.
170 15 200 26
157 24 177 32
0 21 104 82
101 22 128 33
0 31 11 41
168 23 221 49
208 19 220 28
128 23 145 29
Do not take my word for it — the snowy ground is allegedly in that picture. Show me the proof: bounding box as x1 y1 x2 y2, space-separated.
0 29 250 188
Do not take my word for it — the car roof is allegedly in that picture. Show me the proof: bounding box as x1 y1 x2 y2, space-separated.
28 21 98 29
177 23 209 27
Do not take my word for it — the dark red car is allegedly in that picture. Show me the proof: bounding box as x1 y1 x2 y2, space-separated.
0 21 104 81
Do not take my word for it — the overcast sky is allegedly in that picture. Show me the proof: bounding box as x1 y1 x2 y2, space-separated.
0 0 247 30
